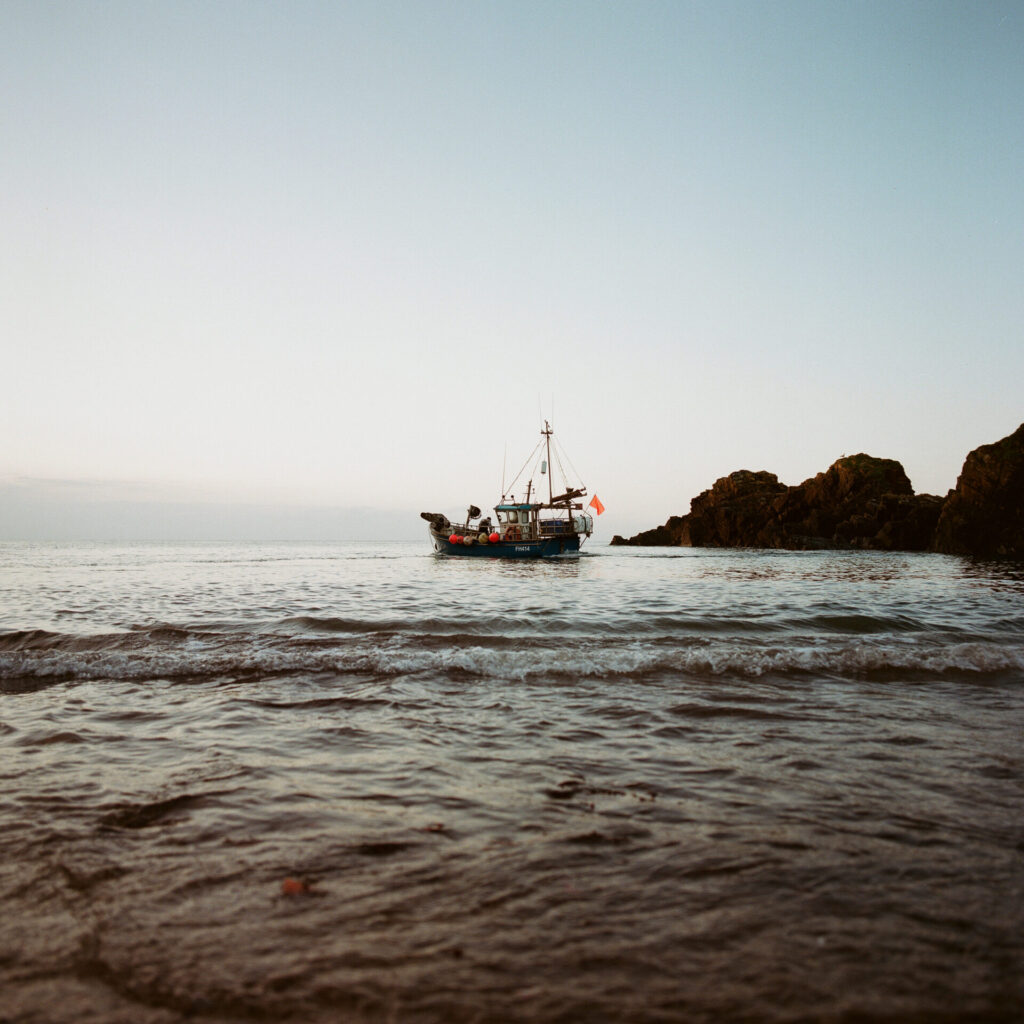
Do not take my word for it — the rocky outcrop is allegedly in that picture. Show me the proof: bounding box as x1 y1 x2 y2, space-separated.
611 454 944 552
612 515 689 547
761 455 943 551
614 427 1024 556
679 470 788 547
932 423 1024 558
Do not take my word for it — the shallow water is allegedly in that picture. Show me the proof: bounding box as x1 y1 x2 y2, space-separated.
1 541 1022 1022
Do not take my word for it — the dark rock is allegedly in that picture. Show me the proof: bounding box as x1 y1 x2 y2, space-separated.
768 455 934 551
614 426 1024 556
614 455 942 552
684 470 787 547
610 515 688 547
932 423 1024 558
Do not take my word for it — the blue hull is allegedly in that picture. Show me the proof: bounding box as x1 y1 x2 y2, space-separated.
430 531 581 558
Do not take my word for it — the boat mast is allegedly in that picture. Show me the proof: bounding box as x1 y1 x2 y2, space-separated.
544 420 553 504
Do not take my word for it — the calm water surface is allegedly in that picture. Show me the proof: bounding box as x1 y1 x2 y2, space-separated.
1 541 1022 1022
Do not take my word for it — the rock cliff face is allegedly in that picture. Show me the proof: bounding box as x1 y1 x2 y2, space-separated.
611 455 942 552
611 426 1024 557
932 423 1024 558
761 455 942 551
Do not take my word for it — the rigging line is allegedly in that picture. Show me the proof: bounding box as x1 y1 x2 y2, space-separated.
505 439 544 494
552 443 570 492
554 436 585 490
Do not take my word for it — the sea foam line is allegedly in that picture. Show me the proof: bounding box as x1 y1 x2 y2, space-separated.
2 634 1022 684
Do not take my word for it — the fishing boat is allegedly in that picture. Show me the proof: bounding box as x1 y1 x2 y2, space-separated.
420 421 603 558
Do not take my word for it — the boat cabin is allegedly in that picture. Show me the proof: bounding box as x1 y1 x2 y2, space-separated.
495 503 592 542
496 503 537 541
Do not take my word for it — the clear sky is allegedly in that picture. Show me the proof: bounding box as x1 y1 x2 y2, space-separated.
2 1 1022 540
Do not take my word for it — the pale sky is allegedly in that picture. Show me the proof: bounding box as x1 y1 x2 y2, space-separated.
2 1 1022 540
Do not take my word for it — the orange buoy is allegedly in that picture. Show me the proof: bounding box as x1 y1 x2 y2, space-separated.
489 532 499 543
449 534 459 544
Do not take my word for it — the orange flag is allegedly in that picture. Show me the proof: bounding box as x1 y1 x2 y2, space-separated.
589 494 605 515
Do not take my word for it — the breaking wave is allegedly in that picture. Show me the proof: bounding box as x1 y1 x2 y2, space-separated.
2 623 1022 689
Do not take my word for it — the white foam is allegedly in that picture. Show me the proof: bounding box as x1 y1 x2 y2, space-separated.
2 634 1023 684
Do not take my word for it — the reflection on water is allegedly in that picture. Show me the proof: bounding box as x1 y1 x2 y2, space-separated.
435 551 585 581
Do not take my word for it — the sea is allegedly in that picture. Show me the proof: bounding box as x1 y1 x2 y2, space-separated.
1 540 1022 1024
